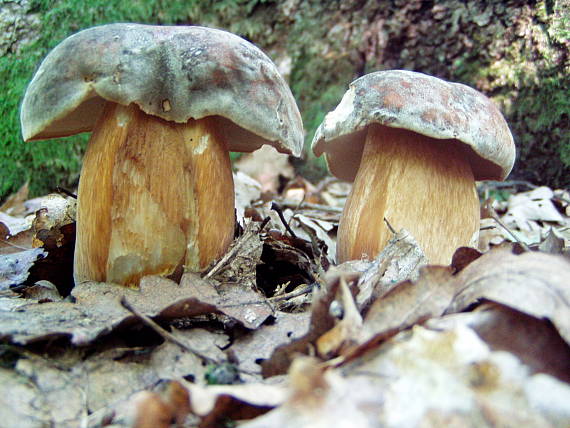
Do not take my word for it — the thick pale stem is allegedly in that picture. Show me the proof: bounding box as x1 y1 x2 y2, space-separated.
74 102 235 286
337 124 480 265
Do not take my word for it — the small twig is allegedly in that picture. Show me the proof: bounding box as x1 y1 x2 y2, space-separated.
204 221 266 280
0 238 32 251
120 296 218 365
278 200 343 213
271 202 297 238
384 217 397 235
55 187 77 199
485 202 531 252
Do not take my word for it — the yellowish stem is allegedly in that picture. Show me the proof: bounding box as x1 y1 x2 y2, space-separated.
337 124 479 265
74 102 235 286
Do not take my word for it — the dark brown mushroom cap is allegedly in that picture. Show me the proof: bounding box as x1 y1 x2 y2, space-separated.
21 23 303 156
312 70 515 181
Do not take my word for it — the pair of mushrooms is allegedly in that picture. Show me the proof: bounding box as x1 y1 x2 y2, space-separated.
21 24 515 287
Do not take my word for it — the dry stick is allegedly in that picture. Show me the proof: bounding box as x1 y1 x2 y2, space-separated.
204 218 268 280
214 283 315 309
485 202 532 252
120 296 218 365
271 201 297 238
55 186 77 199
383 217 397 235
278 200 343 213
0 239 32 251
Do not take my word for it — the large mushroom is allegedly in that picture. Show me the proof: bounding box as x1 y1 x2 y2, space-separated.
21 23 303 286
312 70 515 265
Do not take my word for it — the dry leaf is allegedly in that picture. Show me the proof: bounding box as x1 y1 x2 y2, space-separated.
234 171 262 226
427 303 570 383
354 265 456 349
355 229 428 309
447 247 570 345
316 276 363 358
181 273 272 330
0 248 46 291
247 325 570 427
0 182 29 216
231 310 310 377
235 145 294 193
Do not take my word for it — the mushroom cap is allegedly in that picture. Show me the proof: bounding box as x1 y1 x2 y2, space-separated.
21 23 303 156
312 70 515 181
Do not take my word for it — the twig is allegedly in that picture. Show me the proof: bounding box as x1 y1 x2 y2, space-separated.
271 202 297 238
120 296 218 365
214 283 315 308
383 217 397 235
484 202 531 252
278 200 343 213
204 220 266 280
0 238 32 251
55 187 77 199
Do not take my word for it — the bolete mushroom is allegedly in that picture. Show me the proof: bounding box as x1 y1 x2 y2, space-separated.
21 23 303 286
312 70 515 265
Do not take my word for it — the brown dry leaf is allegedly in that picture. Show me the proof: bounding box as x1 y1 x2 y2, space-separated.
353 265 456 351
114 379 287 427
261 271 348 377
244 325 570 428
447 246 570 345
0 228 34 255
180 273 272 330
316 276 362 358
0 276 230 346
235 145 294 194
0 182 29 216
231 310 310 377
427 303 570 383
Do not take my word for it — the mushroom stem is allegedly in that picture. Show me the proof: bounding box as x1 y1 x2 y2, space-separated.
74 102 235 286
337 124 480 265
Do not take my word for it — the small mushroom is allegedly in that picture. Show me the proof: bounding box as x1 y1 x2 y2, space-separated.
312 70 515 265
21 23 303 286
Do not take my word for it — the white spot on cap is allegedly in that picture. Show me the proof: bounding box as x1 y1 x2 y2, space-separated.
323 85 355 134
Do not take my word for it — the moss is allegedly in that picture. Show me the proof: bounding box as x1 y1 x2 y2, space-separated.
0 0 279 201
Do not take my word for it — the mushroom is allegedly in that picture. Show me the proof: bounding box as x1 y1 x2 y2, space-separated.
21 23 303 286
312 70 515 265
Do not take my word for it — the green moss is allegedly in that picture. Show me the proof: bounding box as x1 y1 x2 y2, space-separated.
0 0 278 201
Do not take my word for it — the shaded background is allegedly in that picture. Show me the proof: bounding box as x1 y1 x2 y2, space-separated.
1 0 568 200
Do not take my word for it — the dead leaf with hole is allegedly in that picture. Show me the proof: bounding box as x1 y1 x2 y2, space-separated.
231 310 310 378
447 246 570 345
180 273 272 330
